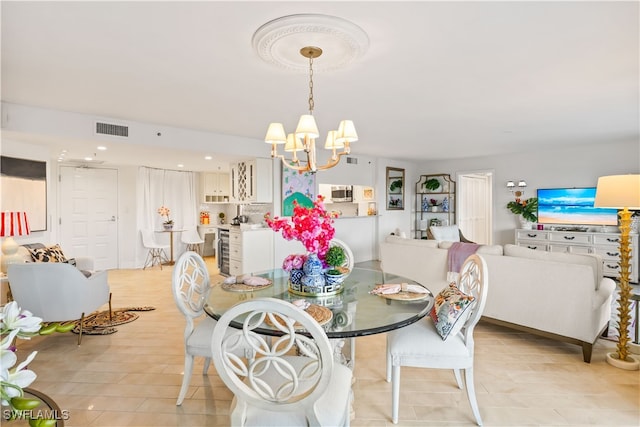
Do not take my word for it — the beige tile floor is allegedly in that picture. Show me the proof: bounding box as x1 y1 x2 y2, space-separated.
10 257 640 426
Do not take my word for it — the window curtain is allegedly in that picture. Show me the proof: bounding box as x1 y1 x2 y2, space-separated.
135 167 197 268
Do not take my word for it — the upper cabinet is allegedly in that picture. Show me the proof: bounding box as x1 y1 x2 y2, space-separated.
201 171 230 203
230 158 273 203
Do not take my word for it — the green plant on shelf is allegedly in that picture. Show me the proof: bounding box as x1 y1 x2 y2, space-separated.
423 178 441 191
389 179 403 192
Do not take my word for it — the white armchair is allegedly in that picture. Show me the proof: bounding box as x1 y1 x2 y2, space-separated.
7 262 111 344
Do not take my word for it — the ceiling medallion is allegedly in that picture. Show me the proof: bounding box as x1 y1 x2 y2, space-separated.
252 14 369 73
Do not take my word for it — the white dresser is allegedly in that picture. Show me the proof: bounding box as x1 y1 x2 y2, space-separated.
228 228 274 276
515 229 639 283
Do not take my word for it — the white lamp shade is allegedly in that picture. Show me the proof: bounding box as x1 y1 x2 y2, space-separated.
324 130 344 149
336 120 358 144
265 123 287 144
295 115 319 139
1 211 30 237
284 133 304 152
506 181 515 188
594 174 640 209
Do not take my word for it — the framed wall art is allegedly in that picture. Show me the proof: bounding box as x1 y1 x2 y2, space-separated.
282 162 316 216
1 156 47 231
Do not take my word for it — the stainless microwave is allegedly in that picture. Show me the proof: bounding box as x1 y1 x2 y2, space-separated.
331 186 353 202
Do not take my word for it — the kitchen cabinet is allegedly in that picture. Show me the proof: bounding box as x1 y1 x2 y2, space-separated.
201 172 230 203
229 228 274 276
515 229 639 283
230 158 273 203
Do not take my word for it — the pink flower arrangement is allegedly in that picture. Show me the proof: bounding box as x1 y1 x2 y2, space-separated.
281 254 307 272
265 195 337 261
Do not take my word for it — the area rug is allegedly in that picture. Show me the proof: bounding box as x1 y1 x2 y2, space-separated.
72 306 156 335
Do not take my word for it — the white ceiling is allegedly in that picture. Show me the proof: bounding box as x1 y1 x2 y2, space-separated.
2 1 638 171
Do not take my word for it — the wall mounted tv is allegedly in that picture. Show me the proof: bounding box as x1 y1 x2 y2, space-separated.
537 187 619 226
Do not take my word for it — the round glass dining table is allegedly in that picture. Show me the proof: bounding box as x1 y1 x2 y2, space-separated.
204 267 435 340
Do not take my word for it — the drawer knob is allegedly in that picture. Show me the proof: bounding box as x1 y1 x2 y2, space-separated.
606 264 619 269
606 252 619 257
527 246 538 250
563 236 575 240
607 238 620 243
527 233 537 238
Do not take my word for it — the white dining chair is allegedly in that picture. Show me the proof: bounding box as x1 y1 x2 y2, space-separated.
386 254 489 426
140 229 169 269
211 297 353 426
172 251 259 405
181 227 205 255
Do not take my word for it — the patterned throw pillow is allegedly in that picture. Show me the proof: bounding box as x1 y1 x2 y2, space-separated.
429 282 475 340
29 244 68 263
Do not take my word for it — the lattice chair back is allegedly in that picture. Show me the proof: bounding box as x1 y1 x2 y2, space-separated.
457 254 489 351
172 251 210 330
211 297 351 426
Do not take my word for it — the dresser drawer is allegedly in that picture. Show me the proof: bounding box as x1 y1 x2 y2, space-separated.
516 230 548 241
549 232 592 245
517 242 547 251
229 230 242 244
593 246 621 261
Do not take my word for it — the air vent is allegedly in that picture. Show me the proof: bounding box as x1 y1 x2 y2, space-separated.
95 121 129 137
346 157 358 164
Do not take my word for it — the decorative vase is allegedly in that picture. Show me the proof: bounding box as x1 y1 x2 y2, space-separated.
163 223 173 231
431 206 439 213
303 253 323 276
519 216 533 230
289 268 304 285
442 197 449 212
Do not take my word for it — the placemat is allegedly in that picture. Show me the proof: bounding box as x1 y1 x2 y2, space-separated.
378 291 430 301
221 280 273 292
264 304 333 329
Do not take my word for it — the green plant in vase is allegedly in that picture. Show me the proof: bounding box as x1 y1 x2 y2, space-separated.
325 245 347 275
507 197 538 223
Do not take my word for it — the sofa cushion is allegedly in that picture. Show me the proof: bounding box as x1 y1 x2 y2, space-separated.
429 225 460 242
504 244 603 289
29 244 68 263
429 282 475 340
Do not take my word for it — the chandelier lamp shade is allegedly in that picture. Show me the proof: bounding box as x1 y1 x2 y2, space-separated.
1 211 31 274
594 174 640 370
264 46 358 173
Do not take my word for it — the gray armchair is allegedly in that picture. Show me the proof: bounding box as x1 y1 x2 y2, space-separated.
7 262 111 344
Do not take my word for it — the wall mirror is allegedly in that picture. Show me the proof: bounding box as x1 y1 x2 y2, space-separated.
386 167 405 210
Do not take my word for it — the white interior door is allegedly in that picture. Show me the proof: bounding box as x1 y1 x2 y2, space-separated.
457 171 493 244
59 167 118 270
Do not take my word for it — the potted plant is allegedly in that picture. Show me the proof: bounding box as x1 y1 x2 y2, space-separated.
157 206 173 230
507 197 538 227
324 245 349 285
423 178 441 191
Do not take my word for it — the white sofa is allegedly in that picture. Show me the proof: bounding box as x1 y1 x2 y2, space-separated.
379 235 616 362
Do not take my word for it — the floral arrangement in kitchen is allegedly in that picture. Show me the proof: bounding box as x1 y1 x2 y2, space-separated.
157 205 173 229
265 195 348 295
1 301 72 425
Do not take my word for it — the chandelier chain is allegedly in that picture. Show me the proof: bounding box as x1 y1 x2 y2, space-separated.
308 56 314 114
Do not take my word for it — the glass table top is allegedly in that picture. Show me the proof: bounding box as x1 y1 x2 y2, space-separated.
204 267 435 339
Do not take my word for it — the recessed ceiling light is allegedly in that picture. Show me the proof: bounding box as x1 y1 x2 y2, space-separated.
97 146 107 151
177 164 184 168
205 156 212 160
84 157 93 161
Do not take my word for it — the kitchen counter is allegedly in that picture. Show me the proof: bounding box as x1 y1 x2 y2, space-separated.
202 223 268 231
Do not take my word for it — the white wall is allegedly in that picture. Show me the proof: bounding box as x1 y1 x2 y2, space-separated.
416 139 640 246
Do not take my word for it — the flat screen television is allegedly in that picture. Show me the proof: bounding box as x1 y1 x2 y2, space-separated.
537 187 619 226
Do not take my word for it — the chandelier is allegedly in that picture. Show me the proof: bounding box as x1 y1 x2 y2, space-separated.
264 46 358 173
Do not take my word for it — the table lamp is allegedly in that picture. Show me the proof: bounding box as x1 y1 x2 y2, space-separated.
1 211 30 273
594 174 640 370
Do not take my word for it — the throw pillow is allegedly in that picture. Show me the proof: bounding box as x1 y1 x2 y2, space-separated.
30 244 68 263
429 225 461 242
429 282 475 340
